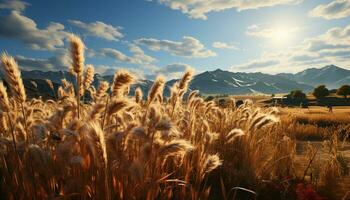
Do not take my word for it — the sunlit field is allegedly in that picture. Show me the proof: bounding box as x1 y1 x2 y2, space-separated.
0 35 349 200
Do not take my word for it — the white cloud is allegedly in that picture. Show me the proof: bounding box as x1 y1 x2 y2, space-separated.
94 64 169 81
232 24 350 73
319 48 350 58
98 44 156 64
158 0 303 20
144 63 194 80
235 59 280 70
157 63 193 74
14 50 71 71
0 0 29 12
69 20 124 41
128 44 156 64
136 36 216 58
15 56 55 71
212 42 238 50
93 65 146 79
309 0 350 20
305 25 350 52
0 11 69 51
246 24 299 38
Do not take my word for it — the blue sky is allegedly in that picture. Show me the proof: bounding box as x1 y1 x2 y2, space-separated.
0 0 349 79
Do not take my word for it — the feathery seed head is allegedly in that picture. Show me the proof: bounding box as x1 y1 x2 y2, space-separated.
69 34 85 75
135 87 143 104
30 81 37 88
88 122 107 166
148 75 165 104
0 53 26 103
129 127 148 140
203 154 222 174
83 64 95 89
269 107 280 115
155 118 172 131
226 128 245 143
159 139 194 157
179 69 194 91
112 69 134 97
45 79 54 90
148 105 161 126
107 98 130 116
188 90 199 103
95 81 109 102
255 115 279 130
89 103 105 120
61 79 69 88
0 82 10 112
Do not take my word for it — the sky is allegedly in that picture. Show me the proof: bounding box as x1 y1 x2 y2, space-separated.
0 0 349 79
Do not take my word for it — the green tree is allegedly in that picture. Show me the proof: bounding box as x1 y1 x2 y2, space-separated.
218 98 226 106
313 85 329 99
337 85 350 98
205 95 214 101
290 90 306 99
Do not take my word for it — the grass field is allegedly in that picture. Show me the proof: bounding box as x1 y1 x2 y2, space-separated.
0 35 349 199
280 106 350 140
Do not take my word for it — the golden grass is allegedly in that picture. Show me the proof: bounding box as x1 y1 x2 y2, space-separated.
280 107 350 141
0 36 348 199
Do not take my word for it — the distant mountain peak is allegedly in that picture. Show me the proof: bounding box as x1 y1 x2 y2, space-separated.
277 64 350 89
213 68 224 72
321 65 342 71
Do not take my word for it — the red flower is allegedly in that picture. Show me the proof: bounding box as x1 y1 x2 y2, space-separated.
295 183 325 200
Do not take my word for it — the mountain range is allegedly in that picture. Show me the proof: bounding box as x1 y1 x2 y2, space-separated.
277 65 350 89
1 65 349 97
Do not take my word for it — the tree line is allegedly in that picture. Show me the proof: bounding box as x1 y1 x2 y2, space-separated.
288 84 350 100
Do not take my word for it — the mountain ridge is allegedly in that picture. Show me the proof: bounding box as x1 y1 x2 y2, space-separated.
1 65 349 96
276 65 350 89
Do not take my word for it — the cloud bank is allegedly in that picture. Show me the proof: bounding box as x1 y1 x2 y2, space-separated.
97 44 156 64
0 0 29 12
158 0 303 20
233 24 350 73
212 42 238 50
0 11 69 51
309 0 350 20
69 20 124 41
136 36 216 58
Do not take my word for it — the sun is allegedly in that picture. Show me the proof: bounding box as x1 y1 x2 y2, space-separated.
270 26 299 46
271 28 292 44
273 29 289 41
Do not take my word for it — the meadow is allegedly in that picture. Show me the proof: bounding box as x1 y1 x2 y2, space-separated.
0 35 349 200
